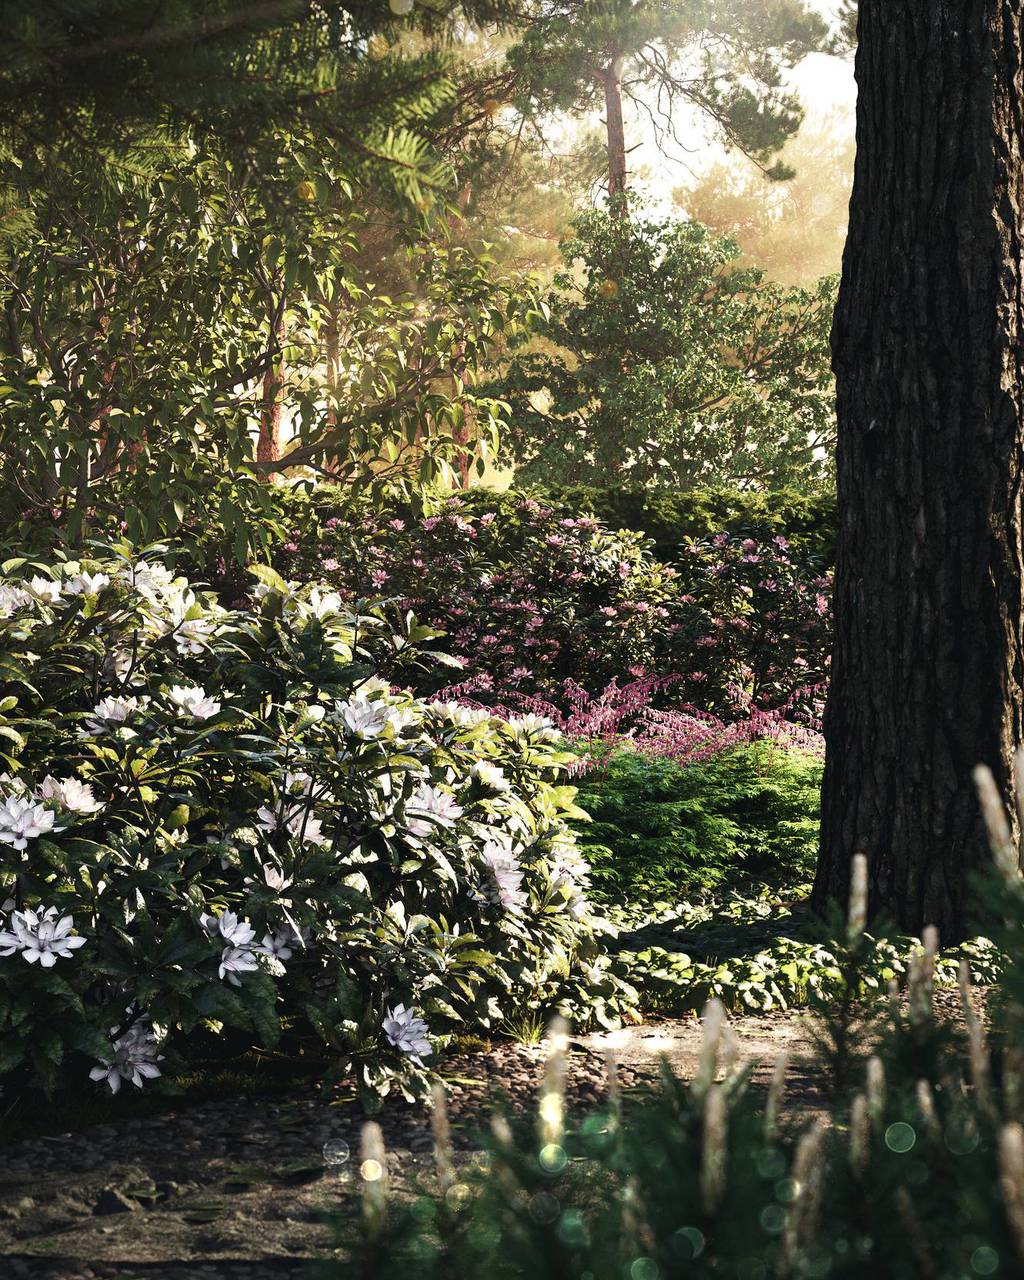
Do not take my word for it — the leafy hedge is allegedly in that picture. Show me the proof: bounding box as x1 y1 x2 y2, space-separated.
495 484 838 567
0 550 635 1106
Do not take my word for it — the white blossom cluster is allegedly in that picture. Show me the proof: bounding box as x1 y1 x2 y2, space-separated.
89 1018 163 1093
0 772 103 852
199 909 301 985
0 906 86 965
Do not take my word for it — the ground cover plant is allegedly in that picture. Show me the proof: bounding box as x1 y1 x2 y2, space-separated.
321 804 1024 1279
0 549 636 1111
573 742 823 902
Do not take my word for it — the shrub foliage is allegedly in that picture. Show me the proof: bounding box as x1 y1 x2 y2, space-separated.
0 550 634 1105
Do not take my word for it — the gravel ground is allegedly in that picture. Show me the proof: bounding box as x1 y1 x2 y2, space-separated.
0 995 975 1280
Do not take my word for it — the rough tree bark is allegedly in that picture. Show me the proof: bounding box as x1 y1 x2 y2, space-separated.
602 57 627 201
815 1 1024 940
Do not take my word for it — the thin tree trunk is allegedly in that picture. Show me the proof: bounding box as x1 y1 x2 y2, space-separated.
257 305 286 467
602 57 627 203
815 1 1024 940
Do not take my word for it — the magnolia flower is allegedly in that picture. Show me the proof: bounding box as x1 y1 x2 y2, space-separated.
144 589 221 654
259 863 294 893
64 570 111 596
89 1020 162 1093
125 560 176 594
405 784 464 837
258 927 299 962
470 761 510 794
200 909 257 948
83 694 148 736
425 701 490 728
507 713 559 742
256 805 329 847
383 1003 432 1064
37 775 103 814
336 695 409 740
0 583 30 617
26 575 62 605
219 945 261 986
0 906 86 965
291 587 343 621
480 842 528 914
168 684 222 721
0 795 61 849
252 576 301 604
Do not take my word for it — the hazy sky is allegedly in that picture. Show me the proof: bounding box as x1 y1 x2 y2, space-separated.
633 2 857 203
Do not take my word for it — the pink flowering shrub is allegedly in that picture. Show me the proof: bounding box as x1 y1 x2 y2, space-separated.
666 533 832 717
277 494 681 702
273 495 832 722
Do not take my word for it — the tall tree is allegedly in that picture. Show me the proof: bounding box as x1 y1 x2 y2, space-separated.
814 2 1024 939
496 204 836 488
505 0 828 199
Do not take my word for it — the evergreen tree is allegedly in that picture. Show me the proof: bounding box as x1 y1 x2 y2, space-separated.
496 203 836 489
504 0 829 199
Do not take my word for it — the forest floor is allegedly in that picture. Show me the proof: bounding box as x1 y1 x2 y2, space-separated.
0 996 964 1280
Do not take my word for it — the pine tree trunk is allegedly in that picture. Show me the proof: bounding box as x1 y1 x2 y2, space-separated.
815 1 1024 940
602 58 627 201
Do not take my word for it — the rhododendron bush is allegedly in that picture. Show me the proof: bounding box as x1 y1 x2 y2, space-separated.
269 492 832 718
0 551 634 1105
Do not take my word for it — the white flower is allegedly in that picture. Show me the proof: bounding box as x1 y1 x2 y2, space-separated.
424 701 488 732
480 842 528 914
36 775 104 814
290 586 343 622
405 784 464 837
199 908 257 948
336 695 411 740
0 583 30 617
64 570 111 596
167 684 222 721
89 1019 163 1093
258 927 300 962
124 560 176 594
143 588 222 654
0 906 86 966
253 577 299 603
470 761 511 793
0 795 61 849
26 575 62 605
259 863 294 893
383 1003 432 1064
256 805 329 847
83 694 148 736
0 772 29 795
507 713 559 742
219 945 261 986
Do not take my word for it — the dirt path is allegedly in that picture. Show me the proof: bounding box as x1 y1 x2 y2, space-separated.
0 1009 831 1280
